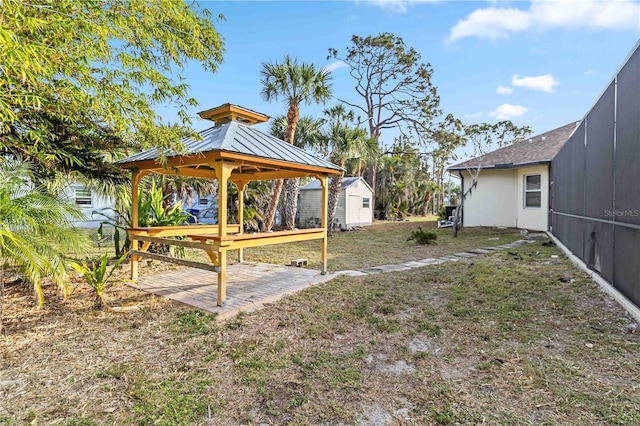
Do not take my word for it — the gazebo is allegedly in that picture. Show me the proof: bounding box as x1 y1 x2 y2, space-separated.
115 104 342 306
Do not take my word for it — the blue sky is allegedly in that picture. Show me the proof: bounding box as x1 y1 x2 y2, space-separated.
159 0 639 157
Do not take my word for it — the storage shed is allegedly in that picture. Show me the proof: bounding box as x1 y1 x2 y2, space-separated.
299 177 373 229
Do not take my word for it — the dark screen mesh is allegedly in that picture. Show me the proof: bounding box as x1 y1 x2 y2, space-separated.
613 227 640 303
552 44 640 309
585 83 615 220
615 46 640 227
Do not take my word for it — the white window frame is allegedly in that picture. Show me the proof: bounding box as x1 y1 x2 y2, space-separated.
524 174 542 209
74 187 93 206
362 197 370 209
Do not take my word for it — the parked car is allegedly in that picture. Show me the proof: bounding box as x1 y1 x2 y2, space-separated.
185 208 200 224
196 208 218 225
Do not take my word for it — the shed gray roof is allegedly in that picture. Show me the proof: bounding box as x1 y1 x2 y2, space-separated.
300 176 372 192
448 122 578 171
115 121 342 171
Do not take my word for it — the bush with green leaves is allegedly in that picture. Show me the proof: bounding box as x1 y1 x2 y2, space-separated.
0 159 89 310
95 181 190 257
408 227 438 245
71 252 128 310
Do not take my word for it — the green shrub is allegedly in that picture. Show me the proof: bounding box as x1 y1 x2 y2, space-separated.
437 206 448 221
408 227 438 245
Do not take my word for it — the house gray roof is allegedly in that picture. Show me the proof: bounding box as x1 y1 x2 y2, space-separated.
448 122 578 171
115 121 342 172
300 176 372 192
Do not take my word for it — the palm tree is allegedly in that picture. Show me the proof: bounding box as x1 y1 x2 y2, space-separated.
0 158 88 331
260 56 332 231
269 115 325 226
323 106 377 233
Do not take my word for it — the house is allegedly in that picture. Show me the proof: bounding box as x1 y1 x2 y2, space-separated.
447 122 578 232
298 177 373 229
62 183 115 228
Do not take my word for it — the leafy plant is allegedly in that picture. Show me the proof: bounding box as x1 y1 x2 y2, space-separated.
437 206 448 222
0 158 89 317
71 252 128 310
95 181 190 257
408 227 438 245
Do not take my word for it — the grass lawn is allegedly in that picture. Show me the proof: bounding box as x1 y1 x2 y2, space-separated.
188 218 524 272
2 240 639 425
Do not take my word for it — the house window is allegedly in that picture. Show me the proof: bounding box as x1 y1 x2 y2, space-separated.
362 197 370 208
199 197 209 206
74 188 92 206
524 175 542 208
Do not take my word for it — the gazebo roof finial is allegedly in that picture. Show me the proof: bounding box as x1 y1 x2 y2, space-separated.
197 103 269 126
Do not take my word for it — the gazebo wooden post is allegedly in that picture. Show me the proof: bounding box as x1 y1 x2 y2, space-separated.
130 169 142 280
213 162 236 306
320 175 329 275
233 180 248 263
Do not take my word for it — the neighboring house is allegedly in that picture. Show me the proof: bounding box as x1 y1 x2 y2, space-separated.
447 122 578 232
182 194 215 211
62 183 115 228
298 177 373 229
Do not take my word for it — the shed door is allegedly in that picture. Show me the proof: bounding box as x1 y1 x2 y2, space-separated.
348 195 362 225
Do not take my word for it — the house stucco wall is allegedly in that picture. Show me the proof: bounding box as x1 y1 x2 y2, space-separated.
515 164 549 231
459 164 550 231
461 169 518 228
62 184 115 229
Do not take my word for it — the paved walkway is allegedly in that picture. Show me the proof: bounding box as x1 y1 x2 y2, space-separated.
131 236 542 319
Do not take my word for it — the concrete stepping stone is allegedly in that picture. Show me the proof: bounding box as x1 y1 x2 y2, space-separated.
454 252 477 258
336 270 369 277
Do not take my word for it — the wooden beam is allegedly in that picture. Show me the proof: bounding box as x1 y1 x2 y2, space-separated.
231 170 314 181
148 167 217 179
223 230 325 250
235 180 248 263
129 234 214 251
130 250 220 272
129 224 241 237
131 170 141 280
320 176 328 275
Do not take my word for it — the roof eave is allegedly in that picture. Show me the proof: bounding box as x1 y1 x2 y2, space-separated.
447 159 551 172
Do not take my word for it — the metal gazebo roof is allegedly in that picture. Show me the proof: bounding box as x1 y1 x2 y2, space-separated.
116 120 342 176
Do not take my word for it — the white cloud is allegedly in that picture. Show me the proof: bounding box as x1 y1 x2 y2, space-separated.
496 86 513 95
448 0 640 43
465 112 483 119
490 104 528 120
584 68 596 76
511 74 559 93
325 61 348 73
359 0 439 13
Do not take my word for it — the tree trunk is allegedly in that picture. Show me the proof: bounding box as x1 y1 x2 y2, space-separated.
263 103 299 231
262 179 284 231
327 172 343 235
283 178 299 230
367 163 377 219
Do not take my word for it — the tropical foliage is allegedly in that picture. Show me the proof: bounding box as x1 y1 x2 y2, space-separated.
0 159 89 316
260 56 332 230
321 106 375 232
0 0 225 182
71 252 128 310
96 181 190 257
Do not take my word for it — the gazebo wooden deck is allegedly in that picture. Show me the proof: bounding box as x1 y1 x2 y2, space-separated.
115 104 342 306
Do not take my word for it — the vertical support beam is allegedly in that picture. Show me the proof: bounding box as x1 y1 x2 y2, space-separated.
320 175 329 275
217 247 227 306
234 180 248 263
130 170 142 280
212 162 237 306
